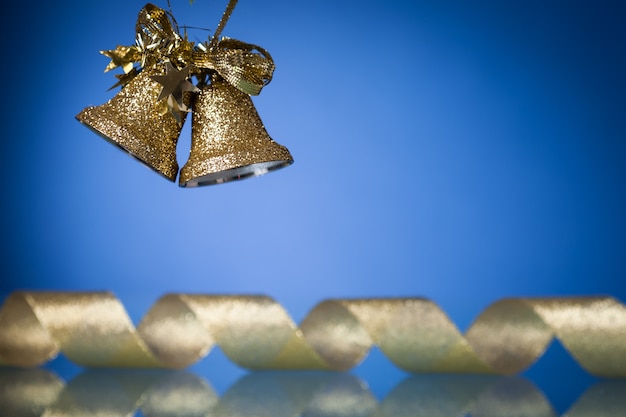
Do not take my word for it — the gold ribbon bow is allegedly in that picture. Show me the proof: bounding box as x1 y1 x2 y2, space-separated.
193 38 275 95
1 292 626 377
102 2 274 100
135 3 191 71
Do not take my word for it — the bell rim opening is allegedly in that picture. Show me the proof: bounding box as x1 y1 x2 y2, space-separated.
179 159 293 188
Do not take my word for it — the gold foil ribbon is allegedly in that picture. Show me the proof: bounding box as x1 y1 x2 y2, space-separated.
1 369 625 416
1 292 625 376
104 2 274 97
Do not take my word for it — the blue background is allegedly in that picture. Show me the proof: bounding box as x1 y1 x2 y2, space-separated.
2 0 625 411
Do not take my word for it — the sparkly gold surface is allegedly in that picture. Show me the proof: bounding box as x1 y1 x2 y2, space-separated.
97 3 275 97
78 2 287 184
2 370 625 417
179 78 293 187
1 292 625 376
193 38 275 96
76 67 188 182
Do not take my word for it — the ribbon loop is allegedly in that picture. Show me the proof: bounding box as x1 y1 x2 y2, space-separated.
194 38 275 95
135 3 192 71
136 3 179 43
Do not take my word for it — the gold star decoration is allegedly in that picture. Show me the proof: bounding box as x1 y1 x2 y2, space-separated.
100 45 140 74
150 62 200 123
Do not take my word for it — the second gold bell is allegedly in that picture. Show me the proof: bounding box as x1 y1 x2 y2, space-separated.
76 72 293 187
179 77 293 187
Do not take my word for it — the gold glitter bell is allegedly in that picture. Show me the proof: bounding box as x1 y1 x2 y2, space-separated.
76 67 189 182
179 77 293 187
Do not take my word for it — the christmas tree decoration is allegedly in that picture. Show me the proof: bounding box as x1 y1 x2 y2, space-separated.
1 292 625 376
179 76 293 187
76 1 292 186
76 66 191 182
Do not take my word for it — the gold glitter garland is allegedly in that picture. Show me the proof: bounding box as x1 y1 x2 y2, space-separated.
1 292 625 376
2 369 625 416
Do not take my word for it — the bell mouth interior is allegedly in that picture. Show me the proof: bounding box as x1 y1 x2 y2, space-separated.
180 159 293 187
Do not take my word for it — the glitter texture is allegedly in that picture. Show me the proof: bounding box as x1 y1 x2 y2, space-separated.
1 292 625 376
179 77 293 187
76 67 189 182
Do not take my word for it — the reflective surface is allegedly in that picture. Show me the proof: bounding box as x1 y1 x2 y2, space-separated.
0 365 623 417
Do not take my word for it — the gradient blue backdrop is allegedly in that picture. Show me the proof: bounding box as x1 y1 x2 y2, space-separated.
1 0 625 407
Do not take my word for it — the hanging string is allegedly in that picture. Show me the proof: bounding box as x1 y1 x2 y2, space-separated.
209 0 239 48
166 0 180 33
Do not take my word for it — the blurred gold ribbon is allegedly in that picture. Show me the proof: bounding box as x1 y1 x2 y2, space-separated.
105 2 274 96
1 369 625 417
1 292 625 376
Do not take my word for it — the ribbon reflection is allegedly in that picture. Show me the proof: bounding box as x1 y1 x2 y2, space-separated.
1 369 625 417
